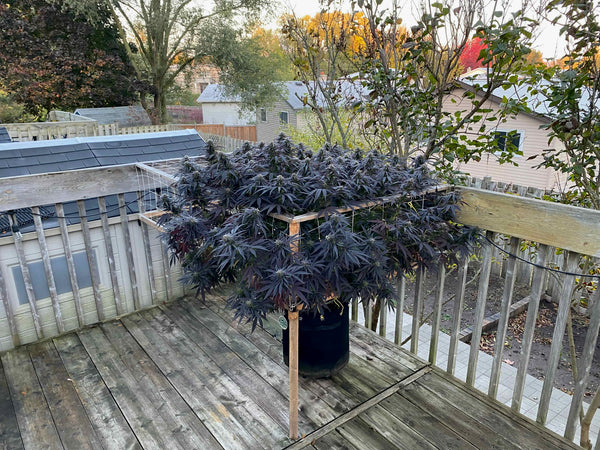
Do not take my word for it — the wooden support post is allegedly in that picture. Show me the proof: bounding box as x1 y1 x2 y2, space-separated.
411 266 426 354
288 221 300 440
0 264 19 347
447 256 468 375
288 308 300 440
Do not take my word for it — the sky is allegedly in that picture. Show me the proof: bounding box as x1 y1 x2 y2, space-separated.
273 0 567 60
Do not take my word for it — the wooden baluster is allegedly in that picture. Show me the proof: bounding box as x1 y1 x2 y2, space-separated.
77 200 104 321
488 237 519 399
447 255 468 375
466 231 494 387
98 197 124 315
429 264 446 366
137 192 157 304
55 203 85 327
8 213 43 339
565 287 600 440
411 266 426 354
0 259 19 348
394 275 406 346
118 194 140 310
537 251 580 425
512 244 550 412
32 206 65 334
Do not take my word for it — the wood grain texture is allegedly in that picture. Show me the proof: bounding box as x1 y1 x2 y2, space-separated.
456 187 600 257
1 348 62 450
55 203 85 327
447 256 468 375
0 360 23 449
0 165 162 211
97 197 124 315
76 200 103 321
0 264 19 348
32 207 65 334
137 192 157 304
118 194 140 309
53 334 141 450
29 341 101 449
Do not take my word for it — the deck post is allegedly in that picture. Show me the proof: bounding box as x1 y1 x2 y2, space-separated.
288 221 301 440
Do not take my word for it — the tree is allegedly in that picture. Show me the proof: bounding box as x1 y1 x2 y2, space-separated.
459 37 488 72
0 0 139 119
61 0 272 123
527 0 600 210
353 0 538 169
281 9 375 148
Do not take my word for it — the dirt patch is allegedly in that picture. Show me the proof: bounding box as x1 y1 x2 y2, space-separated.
402 264 599 401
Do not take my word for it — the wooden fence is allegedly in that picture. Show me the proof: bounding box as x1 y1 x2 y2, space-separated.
4 121 257 142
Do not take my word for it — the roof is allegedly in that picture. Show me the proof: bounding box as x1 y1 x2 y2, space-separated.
0 129 206 234
457 72 600 121
197 81 367 110
283 80 367 110
74 105 152 126
0 127 11 144
0 129 206 178
196 84 242 103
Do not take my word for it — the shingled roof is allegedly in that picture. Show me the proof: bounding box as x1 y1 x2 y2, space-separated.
0 127 11 144
74 105 152 126
0 129 206 234
0 129 206 178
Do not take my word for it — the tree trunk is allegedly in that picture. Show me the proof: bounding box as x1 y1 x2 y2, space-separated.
153 89 167 125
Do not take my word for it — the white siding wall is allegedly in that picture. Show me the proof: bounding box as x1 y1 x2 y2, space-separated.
444 88 566 190
0 216 183 352
201 103 255 126
256 99 298 143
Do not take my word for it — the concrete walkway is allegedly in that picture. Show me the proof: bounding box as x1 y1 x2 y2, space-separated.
356 308 600 446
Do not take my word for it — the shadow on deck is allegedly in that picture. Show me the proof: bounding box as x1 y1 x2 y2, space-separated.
0 293 578 450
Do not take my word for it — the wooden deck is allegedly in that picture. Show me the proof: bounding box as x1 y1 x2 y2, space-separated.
0 293 579 450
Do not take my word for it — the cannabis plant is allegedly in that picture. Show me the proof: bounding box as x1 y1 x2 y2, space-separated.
160 135 476 330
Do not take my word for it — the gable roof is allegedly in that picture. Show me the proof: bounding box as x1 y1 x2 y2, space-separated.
74 105 152 126
0 129 206 178
196 84 242 103
0 127 11 144
283 80 367 111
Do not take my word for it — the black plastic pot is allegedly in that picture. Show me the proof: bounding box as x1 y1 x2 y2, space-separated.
282 303 349 378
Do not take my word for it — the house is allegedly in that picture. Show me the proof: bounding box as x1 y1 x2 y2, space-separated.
196 84 255 126
446 72 565 190
256 80 366 144
74 105 152 126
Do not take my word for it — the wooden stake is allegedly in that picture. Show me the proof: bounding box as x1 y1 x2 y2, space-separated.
288 221 300 440
288 308 300 440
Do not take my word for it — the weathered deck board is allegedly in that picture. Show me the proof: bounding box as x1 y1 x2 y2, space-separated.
28 341 101 449
1 347 62 449
0 295 581 450
0 360 23 449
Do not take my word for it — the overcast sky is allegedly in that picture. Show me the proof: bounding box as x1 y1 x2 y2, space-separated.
272 0 567 60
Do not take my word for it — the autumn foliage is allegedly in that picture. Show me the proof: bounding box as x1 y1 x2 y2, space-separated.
459 37 488 72
0 0 139 118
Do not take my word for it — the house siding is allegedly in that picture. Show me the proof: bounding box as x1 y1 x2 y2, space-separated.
443 87 566 191
201 103 254 126
256 99 298 143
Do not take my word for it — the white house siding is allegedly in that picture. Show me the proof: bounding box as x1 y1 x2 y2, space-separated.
201 103 255 126
443 88 566 191
0 216 183 352
256 99 298 143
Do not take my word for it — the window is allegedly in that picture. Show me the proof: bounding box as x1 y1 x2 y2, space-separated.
493 130 522 154
260 108 267 122
279 111 289 125
12 251 95 305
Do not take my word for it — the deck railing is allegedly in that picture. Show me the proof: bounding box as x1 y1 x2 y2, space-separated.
0 163 599 446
